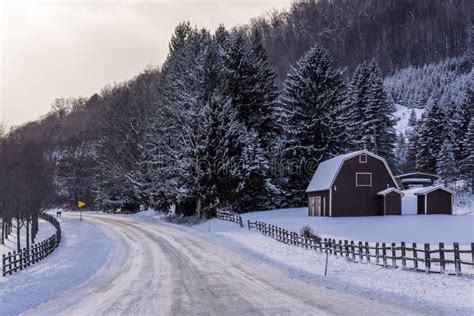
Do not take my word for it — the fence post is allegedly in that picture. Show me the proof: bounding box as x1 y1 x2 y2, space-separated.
339 240 343 257
454 242 461 275
391 243 397 269
344 240 349 259
382 242 387 268
424 243 431 274
19 250 23 271
471 242 474 266
413 243 418 271
358 242 363 262
471 243 474 266
401 242 406 270
2 254 5 276
439 242 446 274
375 242 379 265
350 241 356 262
365 242 370 263
247 220 250 231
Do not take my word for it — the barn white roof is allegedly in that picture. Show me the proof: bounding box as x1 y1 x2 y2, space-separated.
413 185 455 195
306 150 399 192
377 187 403 196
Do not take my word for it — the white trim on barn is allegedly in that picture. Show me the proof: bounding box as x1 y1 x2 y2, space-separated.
356 172 372 187
377 188 404 196
395 172 440 179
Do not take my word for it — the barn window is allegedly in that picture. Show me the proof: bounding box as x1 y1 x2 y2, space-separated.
359 154 367 163
356 172 372 187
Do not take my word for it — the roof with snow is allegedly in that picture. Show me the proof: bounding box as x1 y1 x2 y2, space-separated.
395 172 439 179
377 188 403 196
399 178 432 184
306 150 399 192
412 185 455 196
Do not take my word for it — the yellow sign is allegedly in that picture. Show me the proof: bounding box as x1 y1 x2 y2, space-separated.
78 201 86 208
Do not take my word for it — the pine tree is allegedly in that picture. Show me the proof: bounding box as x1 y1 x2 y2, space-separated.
278 45 347 205
406 119 420 171
451 89 473 175
416 101 447 173
459 118 474 190
436 138 457 186
217 29 278 211
394 132 407 172
345 61 397 162
408 108 417 128
246 28 279 148
363 61 397 162
345 62 370 149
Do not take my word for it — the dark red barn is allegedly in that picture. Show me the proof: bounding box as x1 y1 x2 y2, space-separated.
306 150 401 217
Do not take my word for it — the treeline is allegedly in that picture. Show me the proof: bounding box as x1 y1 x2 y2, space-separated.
387 57 474 190
395 89 473 189
0 120 55 251
0 0 472 220
3 24 415 217
384 57 473 109
250 0 472 83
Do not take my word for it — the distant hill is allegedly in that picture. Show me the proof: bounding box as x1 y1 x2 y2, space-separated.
384 57 473 109
249 0 472 84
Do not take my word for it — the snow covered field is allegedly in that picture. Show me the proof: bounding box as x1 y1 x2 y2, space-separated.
180 208 474 313
0 219 55 257
232 207 474 244
0 215 113 316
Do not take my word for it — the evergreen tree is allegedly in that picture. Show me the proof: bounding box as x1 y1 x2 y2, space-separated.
345 61 397 162
278 45 347 205
451 89 473 175
408 108 417 128
217 29 278 211
436 138 458 186
416 101 447 173
363 62 397 162
345 62 370 149
394 132 407 172
459 118 474 190
406 119 420 171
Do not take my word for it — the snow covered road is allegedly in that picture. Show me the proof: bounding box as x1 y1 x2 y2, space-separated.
24 213 444 315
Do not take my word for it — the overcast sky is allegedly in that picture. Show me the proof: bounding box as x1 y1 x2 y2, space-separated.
0 0 291 126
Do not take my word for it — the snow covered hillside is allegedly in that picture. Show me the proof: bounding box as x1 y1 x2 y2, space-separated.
393 104 424 135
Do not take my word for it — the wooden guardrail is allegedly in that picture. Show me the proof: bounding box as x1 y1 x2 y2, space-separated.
248 220 474 276
216 209 243 227
2 212 61 276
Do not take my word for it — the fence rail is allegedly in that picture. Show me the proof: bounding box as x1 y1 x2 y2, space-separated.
248 220 473 276
216 209 243 227
2 212 61 277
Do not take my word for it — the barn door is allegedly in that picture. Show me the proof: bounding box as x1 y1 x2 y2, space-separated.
322 197 326 217
309 197 315 216
315 197 322 216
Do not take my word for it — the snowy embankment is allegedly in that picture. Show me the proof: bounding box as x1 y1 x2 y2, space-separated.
0 214 113 316
0 219 55 257
175 208 474 313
